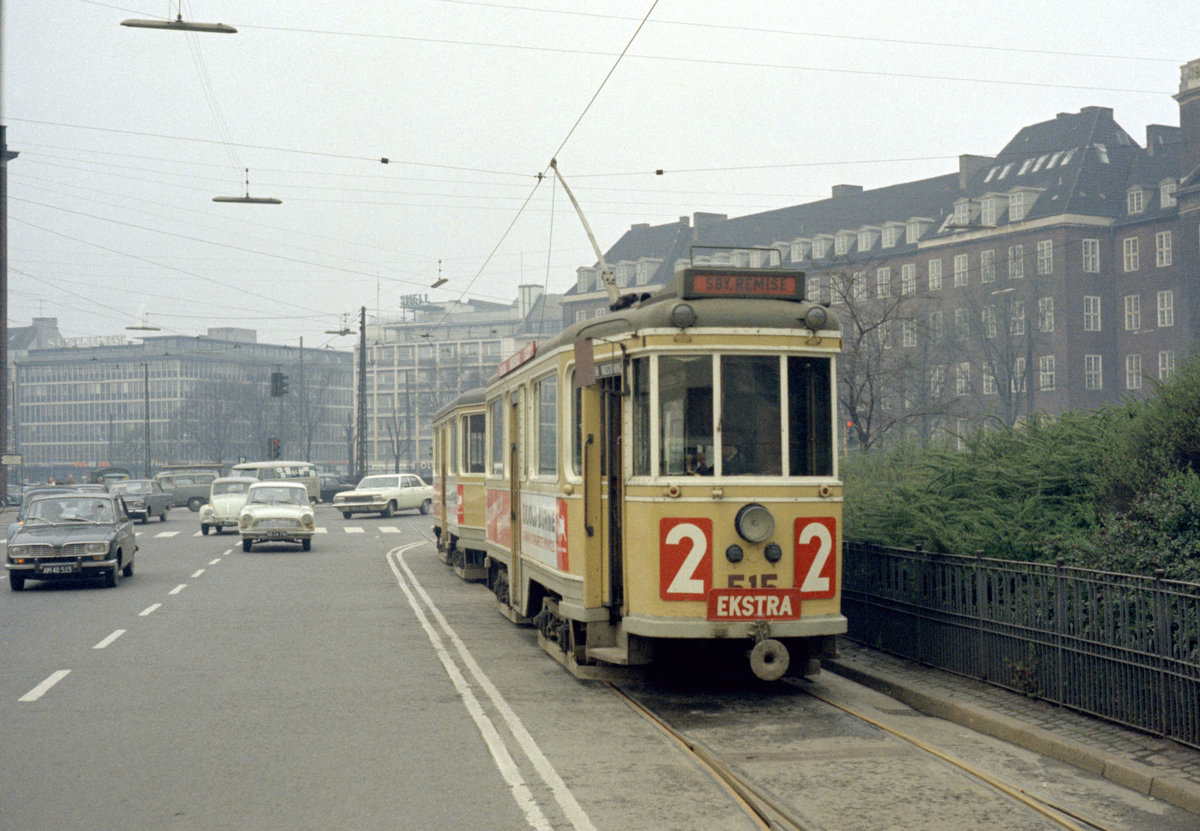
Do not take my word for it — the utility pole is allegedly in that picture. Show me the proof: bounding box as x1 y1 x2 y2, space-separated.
356 306 367 480
2 125 17 497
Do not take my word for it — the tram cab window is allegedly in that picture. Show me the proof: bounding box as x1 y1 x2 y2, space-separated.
465 414 485 473
489 398 504 475
788 357 833 476
658 356 713 476
632 358 651 476
720 355 781 476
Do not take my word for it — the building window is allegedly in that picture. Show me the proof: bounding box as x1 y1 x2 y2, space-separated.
1082 239 1100 273
835 233 851 256
906 220 924 244
1127 188 1144 214
813 237 830 259
902 320 917 348
1159 351 1176 381
876 267 891 298
1158 290 1174 327
805 276 821 303
1124 295 1140 330
1156 231 1173 267
928 259 942 291
1126 354 1142 390
1123 237 1139 271
982 305 997 339
1083 296 1102 331
929 310 944 340
1009 192 1027 221
901 264 916 296
853 271 868 301
1038 297 1055 332
982 369 997 396
1039 355 1056 391
1161 181 1178 208
878 320 892 349
1008 245 1024 279
1085 355 1103 390
882 225 898 248
980 249 996 283
1036 240 1053 274
954 308 970 341
953 201 971 226
953 254 969 287
1012 357 1027 393
1010 301 1025 336
981 197 998 226
955 363 971 396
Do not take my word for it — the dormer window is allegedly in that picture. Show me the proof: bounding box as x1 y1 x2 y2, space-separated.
980 195 1006 226
835 231 854 256
1160 180 1177 209
881 223 902 248
614 263 634 287
635 258 661 285
1009 191 1027 222
732 251 750 268
813 235 833 259
576 266 597 292
791 239 812 262
1127 187 1145 215
905 218 931 244
952 199 975 227
857 227 879 252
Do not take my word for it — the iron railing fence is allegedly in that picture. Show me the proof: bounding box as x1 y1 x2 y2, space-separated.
843 541 1200 749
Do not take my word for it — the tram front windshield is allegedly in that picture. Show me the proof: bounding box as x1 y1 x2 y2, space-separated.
646 354 832 478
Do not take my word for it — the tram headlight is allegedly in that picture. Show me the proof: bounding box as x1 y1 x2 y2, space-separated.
801 305 828 331
734 503 774 543
670 303 696 328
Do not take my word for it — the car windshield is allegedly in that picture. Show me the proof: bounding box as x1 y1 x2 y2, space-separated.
248 487 305 506
110 481 151 495
27 496 115 523
213 482 250 496
357 476 396 489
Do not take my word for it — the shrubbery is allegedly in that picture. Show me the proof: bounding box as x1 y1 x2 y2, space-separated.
843 351 1200 581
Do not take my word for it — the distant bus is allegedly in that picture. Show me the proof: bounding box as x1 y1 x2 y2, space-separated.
230 460 319 502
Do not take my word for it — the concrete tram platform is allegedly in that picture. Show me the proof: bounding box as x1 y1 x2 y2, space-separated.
825 639 1200 817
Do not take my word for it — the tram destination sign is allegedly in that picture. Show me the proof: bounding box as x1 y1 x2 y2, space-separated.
682 268 806 301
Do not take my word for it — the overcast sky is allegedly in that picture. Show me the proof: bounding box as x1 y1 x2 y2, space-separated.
3 1 1197 348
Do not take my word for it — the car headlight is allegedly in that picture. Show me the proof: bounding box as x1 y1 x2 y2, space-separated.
9 544 30 558
302 514 315 529
734 503 775 543
85 542 110 556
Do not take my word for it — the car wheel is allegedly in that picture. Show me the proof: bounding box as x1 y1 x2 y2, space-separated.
9 573 24 591
139 515 148 525
420 498 432 515
122 558 134 578
187 497 203 512
342 511 352 519
104 560 121 588
160 509 168 521
302 538 311 552
380 501 394 518
201 524 210 535
242 539 253 552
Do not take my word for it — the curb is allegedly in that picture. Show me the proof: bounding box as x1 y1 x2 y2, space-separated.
824 658 1200 817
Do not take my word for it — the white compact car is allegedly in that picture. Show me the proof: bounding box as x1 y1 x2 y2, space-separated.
332 473 433 518
238 481 315 552
200 476 258 535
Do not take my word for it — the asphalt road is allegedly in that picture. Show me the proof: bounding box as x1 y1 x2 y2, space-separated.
3 506 1193 831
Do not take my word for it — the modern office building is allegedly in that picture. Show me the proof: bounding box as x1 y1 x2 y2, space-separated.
11 328 353 483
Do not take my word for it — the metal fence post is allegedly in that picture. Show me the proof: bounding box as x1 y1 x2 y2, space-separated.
1055 558 1066 705
975 550 986 680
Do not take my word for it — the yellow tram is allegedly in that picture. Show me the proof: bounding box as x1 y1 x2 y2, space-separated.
439 263 844 680
432 387 490 581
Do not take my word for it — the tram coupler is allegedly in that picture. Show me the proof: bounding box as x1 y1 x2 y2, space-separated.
747 621 790 681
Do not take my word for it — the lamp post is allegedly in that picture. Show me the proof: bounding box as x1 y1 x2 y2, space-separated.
142 362 151 477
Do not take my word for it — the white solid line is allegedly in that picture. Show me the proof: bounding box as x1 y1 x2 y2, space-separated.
169 584 186 595
391 547 596 831
19 670 70 702
191 569 205 578
93 629 126 649
139 603 162 616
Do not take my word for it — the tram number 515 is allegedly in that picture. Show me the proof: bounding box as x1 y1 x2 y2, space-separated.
659 517 838 602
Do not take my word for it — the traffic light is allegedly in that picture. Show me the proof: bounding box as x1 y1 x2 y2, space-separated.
270 371 289 396
268 437 281 459
278 374 289 395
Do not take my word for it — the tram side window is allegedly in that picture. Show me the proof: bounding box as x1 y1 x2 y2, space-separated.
449 419 458 475
658 356 713 476
465 414 486 473
537 375 557 476
631 358 651 476
489 398 504 475
788 357 834 476
720 356 781 476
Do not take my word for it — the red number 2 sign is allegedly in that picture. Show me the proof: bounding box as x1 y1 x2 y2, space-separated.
659 518 712 600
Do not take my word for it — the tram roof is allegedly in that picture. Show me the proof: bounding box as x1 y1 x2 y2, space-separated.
433 386 487 421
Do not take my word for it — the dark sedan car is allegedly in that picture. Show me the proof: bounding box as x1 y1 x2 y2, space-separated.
107 478 171 523
5 493 137 591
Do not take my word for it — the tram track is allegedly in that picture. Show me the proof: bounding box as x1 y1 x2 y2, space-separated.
608 676 1123 831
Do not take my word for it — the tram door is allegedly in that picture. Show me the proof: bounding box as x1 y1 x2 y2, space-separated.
508 390 524 614
600 377 624 612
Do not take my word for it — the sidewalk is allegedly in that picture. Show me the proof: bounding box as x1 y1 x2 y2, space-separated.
824 639 1200 816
